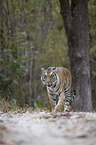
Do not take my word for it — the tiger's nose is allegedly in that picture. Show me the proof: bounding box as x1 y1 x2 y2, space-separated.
47 82 51 87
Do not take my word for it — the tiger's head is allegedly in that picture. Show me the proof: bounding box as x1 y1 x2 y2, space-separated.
41 67 57 87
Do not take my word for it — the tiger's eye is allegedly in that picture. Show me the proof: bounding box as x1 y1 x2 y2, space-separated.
44 74 47 79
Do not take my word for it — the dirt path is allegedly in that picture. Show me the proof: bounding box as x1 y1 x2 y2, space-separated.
0 111 96 145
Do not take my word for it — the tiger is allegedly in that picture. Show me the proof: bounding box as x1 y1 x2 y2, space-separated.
41 67 73 112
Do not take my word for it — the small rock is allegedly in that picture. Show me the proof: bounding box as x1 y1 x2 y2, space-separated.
0 120 3 122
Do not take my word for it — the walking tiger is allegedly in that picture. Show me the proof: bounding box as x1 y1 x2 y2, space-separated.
41 67 75 112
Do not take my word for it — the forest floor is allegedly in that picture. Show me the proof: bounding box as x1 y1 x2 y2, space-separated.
0 110 96 145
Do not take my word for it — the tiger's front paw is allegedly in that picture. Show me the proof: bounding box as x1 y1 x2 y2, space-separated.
64 107 71 112
64 105 71 112
54 107 62 113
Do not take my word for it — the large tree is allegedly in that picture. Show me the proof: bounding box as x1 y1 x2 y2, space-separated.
59 0 93 111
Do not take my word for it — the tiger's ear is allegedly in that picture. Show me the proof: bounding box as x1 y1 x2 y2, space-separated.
41 68 45 73
53 67 56 70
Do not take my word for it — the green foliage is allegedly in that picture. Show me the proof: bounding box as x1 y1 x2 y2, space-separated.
88 0 96 110
89 0 96 53
88 0 96 75
0 42 27 97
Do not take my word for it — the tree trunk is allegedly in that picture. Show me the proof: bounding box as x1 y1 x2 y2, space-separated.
59 0 93 111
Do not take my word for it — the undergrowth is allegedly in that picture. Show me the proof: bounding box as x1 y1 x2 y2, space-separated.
0 97 50 113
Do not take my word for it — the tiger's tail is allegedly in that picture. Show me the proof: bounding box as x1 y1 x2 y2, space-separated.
71 90 76 101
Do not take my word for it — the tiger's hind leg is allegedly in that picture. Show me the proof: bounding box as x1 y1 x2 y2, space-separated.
64 84 71 111
64 97 71 111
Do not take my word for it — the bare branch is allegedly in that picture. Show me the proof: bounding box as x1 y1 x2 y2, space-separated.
90 58 96 64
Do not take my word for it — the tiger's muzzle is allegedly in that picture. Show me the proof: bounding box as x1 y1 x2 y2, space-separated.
47 82 52 87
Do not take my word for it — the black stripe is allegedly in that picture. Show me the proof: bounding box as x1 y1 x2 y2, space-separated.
48 88 53 93
55 87 60 92
59 91 62 96
49 92 55 95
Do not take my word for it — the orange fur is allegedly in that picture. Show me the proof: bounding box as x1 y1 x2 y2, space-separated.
41 67 72 112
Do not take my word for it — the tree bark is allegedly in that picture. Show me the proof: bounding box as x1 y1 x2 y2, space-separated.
59 0 93 111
